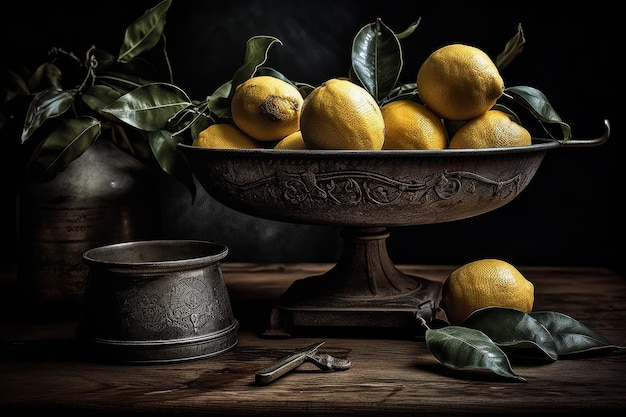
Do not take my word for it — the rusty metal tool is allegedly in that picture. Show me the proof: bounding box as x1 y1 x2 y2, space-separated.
255 341 351 385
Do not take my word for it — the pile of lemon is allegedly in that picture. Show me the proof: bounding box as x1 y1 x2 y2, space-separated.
193 43 531 151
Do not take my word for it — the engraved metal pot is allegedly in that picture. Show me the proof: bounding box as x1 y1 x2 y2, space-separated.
77 240 238 364
178 122 610 338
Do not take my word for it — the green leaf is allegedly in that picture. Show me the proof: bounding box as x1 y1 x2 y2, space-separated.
82 85 124 113
89 48 116 75
21 88 74 143
530 311 622 356
101 82 192 131
28 117 101 179
504 85 572 141
496 23 526 71
118 0 171 63
394 17 421 40
147 130 196 201
1 68 30 105
29 63 62 92
207 80 234 119
425 326 526 382
230 35 283 97
462 307 558 361
96 71 155 91
351 18 402 103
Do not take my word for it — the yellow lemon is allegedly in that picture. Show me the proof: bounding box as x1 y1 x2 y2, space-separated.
193 123 261 149
274 130 307 150
417 44 504 121
231 75 303 142
448 110 532 149
441 259 534 325
380 100 448 150
300 78 385 150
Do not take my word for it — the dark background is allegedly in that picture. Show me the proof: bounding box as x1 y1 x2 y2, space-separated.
1 1 621 275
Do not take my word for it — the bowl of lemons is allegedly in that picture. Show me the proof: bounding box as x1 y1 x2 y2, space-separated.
178 39 609 338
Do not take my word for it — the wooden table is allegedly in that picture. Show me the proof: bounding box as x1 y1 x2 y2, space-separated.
1 263 625 416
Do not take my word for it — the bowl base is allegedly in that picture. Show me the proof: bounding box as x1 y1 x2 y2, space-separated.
262 227 441 339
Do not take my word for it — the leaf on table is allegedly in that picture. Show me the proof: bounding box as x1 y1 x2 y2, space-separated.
530 311 624 356
425 326 526 382
461 307 558 361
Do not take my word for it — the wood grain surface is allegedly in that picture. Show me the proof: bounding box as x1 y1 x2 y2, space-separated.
1 263 624 416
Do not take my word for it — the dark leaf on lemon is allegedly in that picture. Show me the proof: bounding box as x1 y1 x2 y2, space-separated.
351 18 402 103
394 17 421 40
147 130 196 201
187 112 214 142
118 0 171 63
425 327 526 382
505 85 572 141
492 103 522 124
28 117 100 180
230 36 283 97
22 88 74 143
165 101 214 140
207 80 233 119
102 82 192 131
496 23 526 71
530 311 622 356
255 66 314 98
462 307 558 361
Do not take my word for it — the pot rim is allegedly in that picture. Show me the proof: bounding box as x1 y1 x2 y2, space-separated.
82 239 229 272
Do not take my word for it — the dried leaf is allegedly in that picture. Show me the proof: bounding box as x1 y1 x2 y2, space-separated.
425 326 526 382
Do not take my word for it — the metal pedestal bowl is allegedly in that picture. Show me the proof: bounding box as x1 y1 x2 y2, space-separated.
178 120 610 338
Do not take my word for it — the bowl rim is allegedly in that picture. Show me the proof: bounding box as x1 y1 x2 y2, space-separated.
178 138 561 157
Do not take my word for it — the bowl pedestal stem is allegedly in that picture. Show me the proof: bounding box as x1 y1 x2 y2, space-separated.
263 226 442 338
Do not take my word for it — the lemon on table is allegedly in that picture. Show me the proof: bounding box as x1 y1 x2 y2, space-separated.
440 259 534 325
300 78 385 150
448 110 532 149
380 100 448 150
231 75 304 142
193 123 261 149
417 43 504 121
